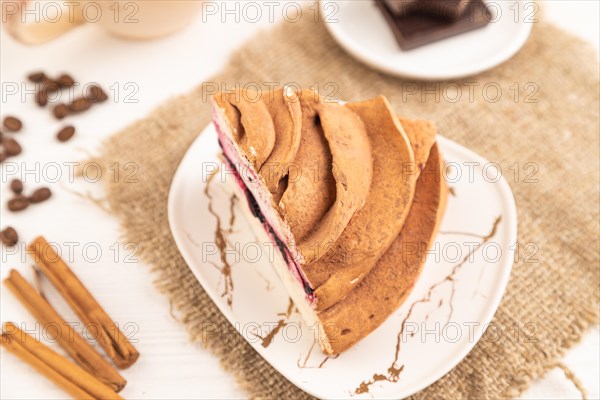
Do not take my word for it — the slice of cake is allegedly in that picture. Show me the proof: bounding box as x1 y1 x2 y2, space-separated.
211 88 445 354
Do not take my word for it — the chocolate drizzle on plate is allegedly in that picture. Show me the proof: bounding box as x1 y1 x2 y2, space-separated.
253 298 294 348
204 170 237 308
228 195 237 232
297 341 340 369
297 341 316 368
353 216 502 395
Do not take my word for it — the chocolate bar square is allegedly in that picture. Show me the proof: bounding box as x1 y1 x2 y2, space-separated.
383 0 472 21
376 0 492 51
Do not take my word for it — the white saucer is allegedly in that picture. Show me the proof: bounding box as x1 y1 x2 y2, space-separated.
321 0 534 80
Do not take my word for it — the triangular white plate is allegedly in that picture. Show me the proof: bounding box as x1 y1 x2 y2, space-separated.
168 123 517 399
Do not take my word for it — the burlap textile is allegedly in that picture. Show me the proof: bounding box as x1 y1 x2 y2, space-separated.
89 14 600 400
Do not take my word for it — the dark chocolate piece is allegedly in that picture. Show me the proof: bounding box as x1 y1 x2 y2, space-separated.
383 0 472 21
376 0 491 50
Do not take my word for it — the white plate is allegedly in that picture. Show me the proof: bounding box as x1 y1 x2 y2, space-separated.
320 0 534 80
168 124 517 399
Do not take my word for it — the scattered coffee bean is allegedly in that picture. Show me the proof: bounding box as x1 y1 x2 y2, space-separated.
29 187 52 203
0 152 6 163
0 227 19 247
3 138 22 156
3 116 22 132
69 97 92 113
87 85 108 103
57 125 75 142
28 71 47 83
57 74 75 88
53 103 70 119
10 179 23 194
35 90 48 107
27 72 106 117
41 80 61 94
8 195 30 212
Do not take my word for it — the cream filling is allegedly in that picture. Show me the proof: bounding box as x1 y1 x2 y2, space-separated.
227 176 334 353
228 177 318 314
213 106 316 302
212 106 299 257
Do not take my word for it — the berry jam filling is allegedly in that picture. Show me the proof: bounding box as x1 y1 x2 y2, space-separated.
218 141 315 299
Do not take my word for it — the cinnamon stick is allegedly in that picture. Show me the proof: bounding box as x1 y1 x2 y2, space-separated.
1 322 122 400
28 236 139 368
4 269 127 391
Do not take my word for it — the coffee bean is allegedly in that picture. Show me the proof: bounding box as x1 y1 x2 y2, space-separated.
10 179 23 194
41 80 61 93
57 74 75 88
30 187 52 203
69 98 92 113
0 227 18 246
3 116 22 132
53 103 70 119
27 71 47 83
57 126 75 142
8 195 30 212
3 138 22 156
0 152 6 163
35 90 48 107
87 85 108 103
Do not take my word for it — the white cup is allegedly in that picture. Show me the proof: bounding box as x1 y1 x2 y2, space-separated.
2 0 203 44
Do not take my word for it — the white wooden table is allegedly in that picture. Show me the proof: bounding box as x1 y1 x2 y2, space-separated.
1 2 598 398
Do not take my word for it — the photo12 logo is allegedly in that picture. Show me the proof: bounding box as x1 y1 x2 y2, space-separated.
1 161 140 185
1 1 140 25
200 1 339 24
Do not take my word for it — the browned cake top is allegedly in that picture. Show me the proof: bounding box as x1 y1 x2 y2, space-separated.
213 88 437 313
214 88 373 265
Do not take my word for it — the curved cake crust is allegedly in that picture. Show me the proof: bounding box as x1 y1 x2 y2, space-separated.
309 103 438 312
276 91 336 244
319 142 447 354
259 89 302 197
213 90 276 170
286 91 373 264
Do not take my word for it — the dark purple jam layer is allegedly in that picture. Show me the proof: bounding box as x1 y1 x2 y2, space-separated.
219 141 315 298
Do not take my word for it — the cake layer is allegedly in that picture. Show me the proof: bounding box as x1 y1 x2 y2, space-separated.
319 142 446 354
225 172 331 351
225 139 445 355
307 99 434 312
210 89 446 354
213 88 373 268
212 90 429 310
